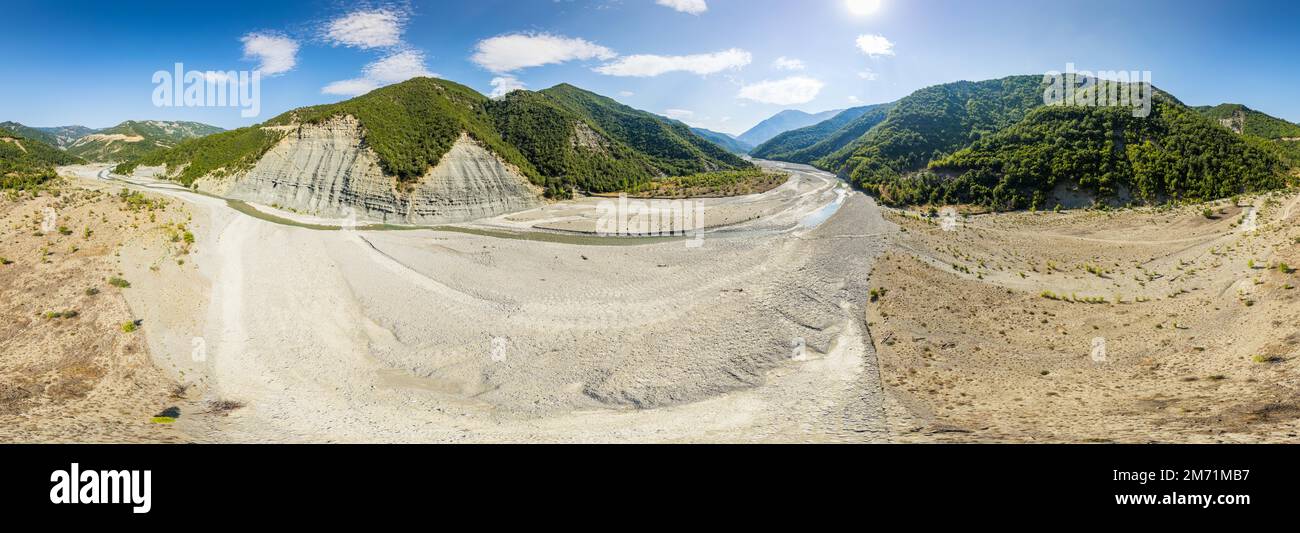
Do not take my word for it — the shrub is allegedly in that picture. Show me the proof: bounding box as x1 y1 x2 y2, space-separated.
108 277 131 288
121 321 137 333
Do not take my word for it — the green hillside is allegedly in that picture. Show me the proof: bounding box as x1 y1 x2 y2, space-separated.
923 97 1285 209
538 83 749 176
820 76 1045 184
67 120 223 162
1194 104 1300 167
0 127 84 190
751 103 893 163
0 122 64 147
114 126 287 187
490 89 667 195
1195 104 1300 139
117 77 752 196
743 75 1292 210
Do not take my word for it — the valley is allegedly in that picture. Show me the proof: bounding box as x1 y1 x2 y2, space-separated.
4 72 1299 444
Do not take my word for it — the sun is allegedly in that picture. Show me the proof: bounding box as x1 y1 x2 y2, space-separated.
845 0 882 16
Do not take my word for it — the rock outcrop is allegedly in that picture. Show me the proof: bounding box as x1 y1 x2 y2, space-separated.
215 116 542 224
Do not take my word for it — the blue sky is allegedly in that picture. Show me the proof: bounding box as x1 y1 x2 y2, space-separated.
3 0 1298 134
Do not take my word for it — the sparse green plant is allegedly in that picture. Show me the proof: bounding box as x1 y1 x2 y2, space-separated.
108 277 130 288
121 321 137 333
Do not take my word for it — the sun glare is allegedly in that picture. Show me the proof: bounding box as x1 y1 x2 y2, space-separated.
845 0 882 16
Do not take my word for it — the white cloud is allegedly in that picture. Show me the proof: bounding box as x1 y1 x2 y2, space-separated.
326 9 404 49
363 50 434 83
662 109 695 120
737 76 825 105
848 95 863 104
772 56 805 71
241 33 299 76
618 90 636 97
322 78 379 96
472 33 616 73
489 76 528 98
855 34 895 57
857 68 879 80
656 0 708 15
595 48 751 77
322 50 435 97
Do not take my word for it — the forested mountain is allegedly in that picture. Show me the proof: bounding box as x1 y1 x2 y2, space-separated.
750 103 893 163
754 75 1291 210
537 83 749 179
0 122 96 149
0 127 84 190
66 120 223 162
1195 103 1300 166
117 78 751 196
1195 104 1300 139
737 109 843 147
924 97 1284 208
690 127 753 155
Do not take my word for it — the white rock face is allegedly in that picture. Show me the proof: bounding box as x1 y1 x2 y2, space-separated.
218 116 542 224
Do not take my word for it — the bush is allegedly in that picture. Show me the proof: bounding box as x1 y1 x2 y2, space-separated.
108 277 131 288
121 321 137 333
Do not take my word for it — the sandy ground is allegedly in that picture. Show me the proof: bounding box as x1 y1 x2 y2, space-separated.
870 191 1300 442
0 176 196 442
37 161 890 443
11 161 1297 443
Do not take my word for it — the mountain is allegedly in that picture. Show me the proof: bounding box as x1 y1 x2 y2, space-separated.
1195 104 1300 166
690 127 753 155
0 127 84 190
66 120 223 162
750 103 894 163
114 78 753 224
1195 104 1300 139
736 109 844 147
534 83 750 187
0 122 97 149
753 75 1289 210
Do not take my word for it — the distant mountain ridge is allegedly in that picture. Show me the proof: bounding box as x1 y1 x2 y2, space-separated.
750 103 894 163
736 109 844 147
66 120 224 162
0 120 223 162
690 127 753 155
0 122 95 149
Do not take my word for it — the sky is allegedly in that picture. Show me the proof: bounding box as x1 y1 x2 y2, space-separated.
3 0 1299 135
